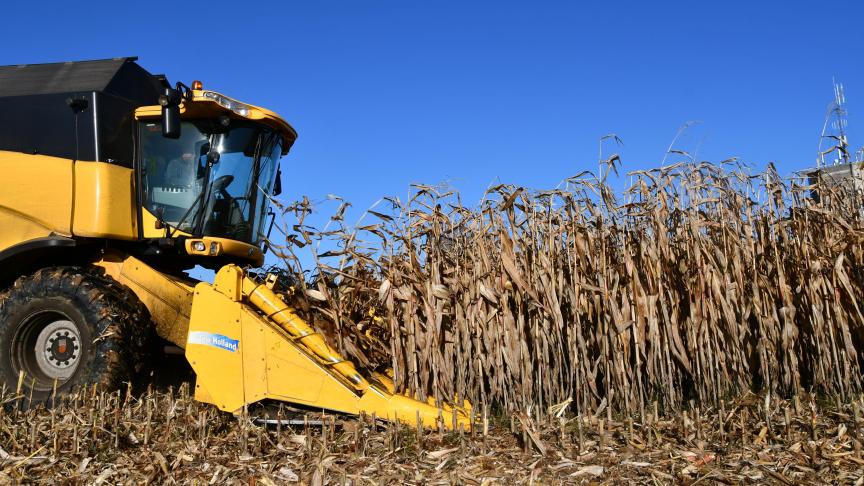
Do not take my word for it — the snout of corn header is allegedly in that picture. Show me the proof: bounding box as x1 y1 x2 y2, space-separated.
185 264 472 430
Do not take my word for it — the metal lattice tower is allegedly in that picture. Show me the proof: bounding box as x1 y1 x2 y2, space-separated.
817 80 852 168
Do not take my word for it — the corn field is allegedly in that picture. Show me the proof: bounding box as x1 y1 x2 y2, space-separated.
269 159 864 417
5 159 864 484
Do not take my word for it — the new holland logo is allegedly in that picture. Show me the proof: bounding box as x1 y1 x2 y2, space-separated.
187 331 239 352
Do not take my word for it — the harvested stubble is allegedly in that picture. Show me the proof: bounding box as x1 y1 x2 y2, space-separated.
3 386 864 483
269 161 864 417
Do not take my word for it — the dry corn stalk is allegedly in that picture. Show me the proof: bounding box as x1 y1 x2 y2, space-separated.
266 160 864 417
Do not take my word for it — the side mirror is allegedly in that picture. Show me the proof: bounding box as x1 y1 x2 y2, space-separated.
262 209 277 254
159 87 183 139
273 166 283 196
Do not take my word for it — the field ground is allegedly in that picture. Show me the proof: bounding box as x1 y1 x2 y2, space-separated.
1 383 864 485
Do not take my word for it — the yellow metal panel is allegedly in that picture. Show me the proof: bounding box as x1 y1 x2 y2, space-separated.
212 264 244 301
141 208 193 238
242 276 368 389
263 332 328 404
134 89 297 151
0 151 73 245
0 214 55 255
94 253 194 347
261 323 361 412
186 283 246 412
184 237 263 267
141 208 161 238
188 278 360 414
134 104 186 119
73 162 137 239
240 307 269 404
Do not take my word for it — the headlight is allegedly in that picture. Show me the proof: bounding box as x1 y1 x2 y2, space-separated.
202 91 250 117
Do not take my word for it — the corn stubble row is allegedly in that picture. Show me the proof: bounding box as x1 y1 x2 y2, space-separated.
272 161 864 416
5 386 864 484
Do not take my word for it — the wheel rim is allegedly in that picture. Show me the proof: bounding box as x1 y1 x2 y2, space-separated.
12 310 82 390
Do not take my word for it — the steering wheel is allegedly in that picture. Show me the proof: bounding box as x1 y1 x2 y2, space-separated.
211 175 234 192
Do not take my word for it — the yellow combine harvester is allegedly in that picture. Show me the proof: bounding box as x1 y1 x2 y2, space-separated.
0 57 469 429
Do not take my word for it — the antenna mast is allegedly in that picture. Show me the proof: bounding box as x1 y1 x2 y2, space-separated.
817 79 851 167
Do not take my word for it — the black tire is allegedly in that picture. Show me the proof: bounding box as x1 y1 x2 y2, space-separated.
0 266 153 405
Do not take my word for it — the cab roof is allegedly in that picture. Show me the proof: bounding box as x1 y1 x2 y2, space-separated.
0 57 296 162
0 57 162 102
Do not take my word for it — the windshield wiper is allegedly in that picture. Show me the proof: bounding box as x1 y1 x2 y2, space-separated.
168 191 206 238
168 137 219 238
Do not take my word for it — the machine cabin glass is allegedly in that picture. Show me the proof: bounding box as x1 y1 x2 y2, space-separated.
140 119 282 246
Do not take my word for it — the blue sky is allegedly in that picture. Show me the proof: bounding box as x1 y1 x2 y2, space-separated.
3 1 863 267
